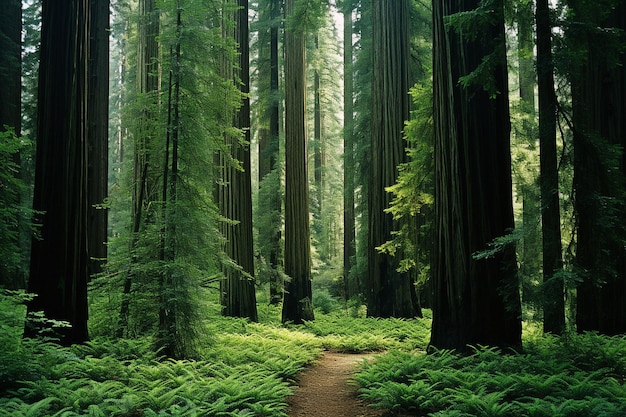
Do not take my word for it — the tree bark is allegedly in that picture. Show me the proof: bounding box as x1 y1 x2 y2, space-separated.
28 0 108 345
221 0 258 321
343 1 356 301
571 2 626 335
367 0 418 318
430 0 522 351
0 0 21 134
88 0 110 280
537 0 565 334
257 0 283 305
0 0 24 289
282 0 314 324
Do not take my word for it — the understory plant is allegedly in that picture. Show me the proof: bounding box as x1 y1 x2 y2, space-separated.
1 292 434 416
354 331 626 416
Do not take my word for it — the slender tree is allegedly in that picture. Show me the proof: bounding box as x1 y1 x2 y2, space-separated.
313 34 324 224
342 0 356 300
27 0 109 345
367 0 418 318
351 0 373 301
156 3 182 359
430 0 522 351
514 0 542 310
257 0 283 305
536 0 565 334
282 0 314 324
118 0 160 336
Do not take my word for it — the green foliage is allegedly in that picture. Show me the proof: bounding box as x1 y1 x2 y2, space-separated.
0 128 34 286
287 0 330 32
444 0 508 98
354 332 626 416
0 301 321 417
379 83 433 284
312 289 342 314
103 0 244 357
300 311 432 352
0 291 44 391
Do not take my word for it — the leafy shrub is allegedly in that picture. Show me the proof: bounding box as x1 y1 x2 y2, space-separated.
312 289 342 314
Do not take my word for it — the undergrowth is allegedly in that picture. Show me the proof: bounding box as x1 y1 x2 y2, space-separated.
4 288 626 417
354 331 626 416
0 290 426 416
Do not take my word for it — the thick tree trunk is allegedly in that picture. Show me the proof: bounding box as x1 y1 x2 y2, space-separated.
430 0 522 351
367 0 418 318
282 0 314 324
28 0 108 345
221 0 258 321
88 0 110 279
572 3 626 335
0 0 21 134
0 0 24 289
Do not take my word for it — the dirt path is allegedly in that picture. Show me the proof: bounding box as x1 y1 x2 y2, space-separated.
286 352 385 417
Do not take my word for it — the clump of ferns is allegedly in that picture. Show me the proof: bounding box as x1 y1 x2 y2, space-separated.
301 314 432 350
355 340 626 416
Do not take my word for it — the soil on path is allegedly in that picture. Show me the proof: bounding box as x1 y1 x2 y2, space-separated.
286 351 385 417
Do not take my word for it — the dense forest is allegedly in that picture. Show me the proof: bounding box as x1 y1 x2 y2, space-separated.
1 0 626 415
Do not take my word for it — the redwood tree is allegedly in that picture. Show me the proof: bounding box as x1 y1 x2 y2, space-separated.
343 0 356 299
430 0 522 351
220 0 258 321
282 0 314 324
367 0 419 318
27 0 109 344
0 0 21 134
88 0 110 279
537 0 565 334
0 0 23 289
570 0 626 335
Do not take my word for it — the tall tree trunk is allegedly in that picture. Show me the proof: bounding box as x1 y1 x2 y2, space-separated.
343 1 356 301
536 0 565 334
282 0 314 324
367 0 418 318
28 0 108 345
313 35 324 222
0 0 21 134
0 0 24 289
221 0 258 321
430 0 522 351
88 0 110 280
257 0 283 305
571 2 626 335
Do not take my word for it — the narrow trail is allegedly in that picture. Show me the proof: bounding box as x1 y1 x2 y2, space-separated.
286 352 385 417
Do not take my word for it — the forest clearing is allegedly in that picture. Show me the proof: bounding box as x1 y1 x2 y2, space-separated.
2 0 626 416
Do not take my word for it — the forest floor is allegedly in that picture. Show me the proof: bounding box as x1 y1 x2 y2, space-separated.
286 351 386 417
